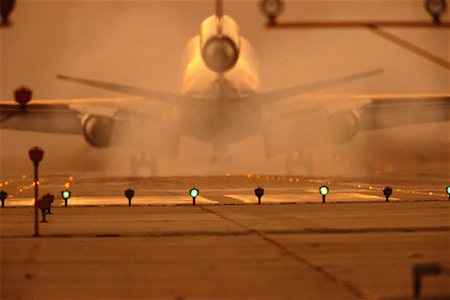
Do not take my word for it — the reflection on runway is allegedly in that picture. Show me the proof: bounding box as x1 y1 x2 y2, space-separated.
0 174 447 207
4 196 217 207
226 192 398 204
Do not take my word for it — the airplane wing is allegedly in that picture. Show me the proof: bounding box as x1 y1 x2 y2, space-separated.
0 97 139 134
248 68 384 105
261 94 450 157
0 97 181 156
57 74 193 105
57 69 383 107
1 101 83 134
358 95 450 131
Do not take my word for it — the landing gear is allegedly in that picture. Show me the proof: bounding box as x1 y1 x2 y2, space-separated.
285 152 313 176
210 143 232 164
130 153 158 176
210 153 232 164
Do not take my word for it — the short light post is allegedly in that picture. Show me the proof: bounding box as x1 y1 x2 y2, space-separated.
29 146 44 237
254 187 264 205
425 0 448 24
125 189 135 206
14 86 32 109
446 185 450 200
62 189 71 207
43 193 54 214
319 186 329 203
190 188 199 205
383 186 393 202
0 0 16 27
0 190 7 208
38 197 51 223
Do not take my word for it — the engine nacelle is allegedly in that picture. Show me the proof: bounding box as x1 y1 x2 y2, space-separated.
82 115 114 147
327 110 360 144
200 15 240 73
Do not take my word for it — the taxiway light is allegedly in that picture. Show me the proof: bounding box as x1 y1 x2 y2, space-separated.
0 190 7 208
446 185 450 200
425 0 448 23
260 0 284 22
254 187 264 205
319 186 328 203
190 188 199 205
383 186 393 202
62 189 71 207
124 188 135 207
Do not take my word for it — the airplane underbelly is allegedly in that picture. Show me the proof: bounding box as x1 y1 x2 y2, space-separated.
180 104 260 145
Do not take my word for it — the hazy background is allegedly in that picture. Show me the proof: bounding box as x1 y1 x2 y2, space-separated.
1 0 449 177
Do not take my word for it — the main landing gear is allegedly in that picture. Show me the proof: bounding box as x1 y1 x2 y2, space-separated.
210 152 233 164
130 153 158 176
285 152 313 176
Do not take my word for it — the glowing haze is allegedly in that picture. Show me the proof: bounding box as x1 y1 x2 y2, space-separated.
0 1 448 177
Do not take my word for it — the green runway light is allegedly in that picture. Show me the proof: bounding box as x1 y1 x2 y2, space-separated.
319 185 329 204
62 190 71 200
62 189 71 207
319 186 329 196
190 188 199 205
190 188 199 198
446 185 450 200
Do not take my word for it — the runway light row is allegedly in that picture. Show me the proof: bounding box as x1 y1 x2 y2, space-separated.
238 173 449 198
0 176 72 200
1 176 449 205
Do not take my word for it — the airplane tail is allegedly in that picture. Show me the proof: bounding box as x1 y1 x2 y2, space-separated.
215 0 223 18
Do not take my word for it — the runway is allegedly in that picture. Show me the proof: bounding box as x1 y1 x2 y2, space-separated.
2 201 449 299
1 174 449 299
1 173 448 207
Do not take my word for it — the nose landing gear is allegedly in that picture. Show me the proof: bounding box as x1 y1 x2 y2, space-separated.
285 152 313 176
130 153 158 176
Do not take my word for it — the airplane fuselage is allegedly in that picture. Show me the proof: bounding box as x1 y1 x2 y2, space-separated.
179 15 260 148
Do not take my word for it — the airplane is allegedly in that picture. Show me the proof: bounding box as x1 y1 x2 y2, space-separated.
1 0 449 176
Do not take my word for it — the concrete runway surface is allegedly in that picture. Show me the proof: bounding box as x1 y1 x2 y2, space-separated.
1 174 449 299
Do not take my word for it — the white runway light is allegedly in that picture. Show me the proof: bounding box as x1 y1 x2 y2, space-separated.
62 189 71 207
319 185 329 203
190 188 199 205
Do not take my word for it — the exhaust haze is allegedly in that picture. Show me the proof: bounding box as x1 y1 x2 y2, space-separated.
1 1 449 177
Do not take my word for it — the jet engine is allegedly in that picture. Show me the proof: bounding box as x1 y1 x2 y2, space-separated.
200 15 241 73
326 110 360 144
81 115 114 147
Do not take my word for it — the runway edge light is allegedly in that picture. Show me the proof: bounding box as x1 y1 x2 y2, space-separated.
254 187 264 205
425 0 448 24
446 185 450 200
383 186 393 202
124 188 135 207
319 186 329 204
62 189 71 207
190 188 199 205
